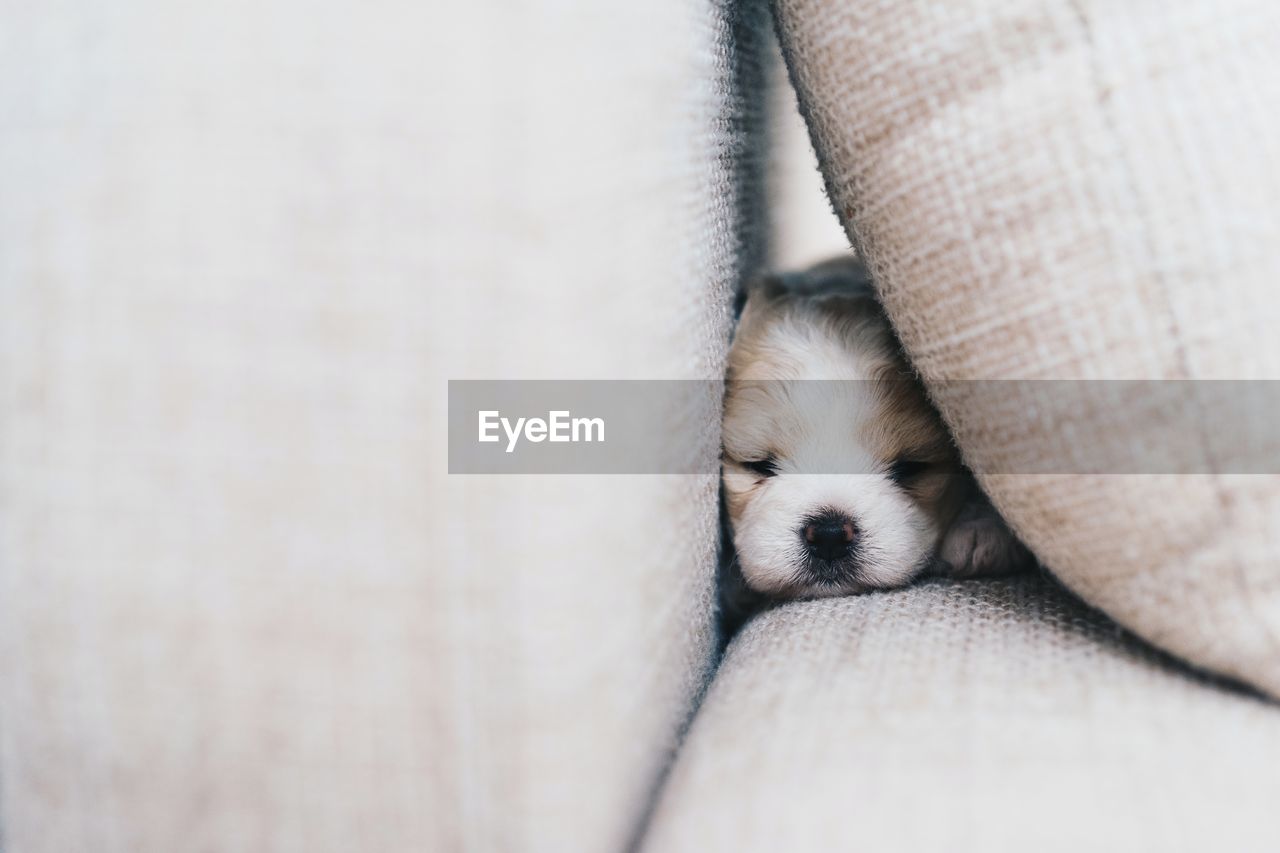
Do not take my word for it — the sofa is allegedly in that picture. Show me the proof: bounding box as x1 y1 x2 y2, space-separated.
3 1 1278 851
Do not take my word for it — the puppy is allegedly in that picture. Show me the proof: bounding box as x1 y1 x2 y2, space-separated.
722 256 1029 599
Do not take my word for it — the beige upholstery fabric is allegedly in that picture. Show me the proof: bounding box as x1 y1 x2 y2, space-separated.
0 2 767 850
643 577 1280 853
773 0 1280 696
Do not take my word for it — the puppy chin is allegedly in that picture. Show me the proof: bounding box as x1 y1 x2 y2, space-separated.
734 530 932 599
736 551 920 599
787 576 873 600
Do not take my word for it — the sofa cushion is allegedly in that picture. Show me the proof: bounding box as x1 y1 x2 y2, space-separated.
0 2 768 850
642 577 1280 852
772 0 1280 697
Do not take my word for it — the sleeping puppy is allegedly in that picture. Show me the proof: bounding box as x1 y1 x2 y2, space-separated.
722 256 1030 599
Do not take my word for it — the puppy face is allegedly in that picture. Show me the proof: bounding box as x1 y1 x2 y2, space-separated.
722 260 964 598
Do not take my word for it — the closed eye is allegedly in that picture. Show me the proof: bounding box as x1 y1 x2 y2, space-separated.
742 455 779 478
887 457 930 484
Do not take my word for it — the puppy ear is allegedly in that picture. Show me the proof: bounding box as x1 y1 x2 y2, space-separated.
733 254 871 320
733 273 788 320
801 254 876 299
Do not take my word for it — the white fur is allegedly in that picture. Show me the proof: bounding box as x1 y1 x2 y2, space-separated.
729 471 937 596
724 295 941 596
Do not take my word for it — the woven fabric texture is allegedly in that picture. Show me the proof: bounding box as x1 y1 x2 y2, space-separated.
773 0 1280 696
643 577 1280 852
0 2 768 850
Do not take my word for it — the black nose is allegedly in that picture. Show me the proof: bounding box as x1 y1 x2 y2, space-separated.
803 512 857 561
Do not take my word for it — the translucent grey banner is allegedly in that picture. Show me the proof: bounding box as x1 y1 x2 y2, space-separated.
448 380 1280 474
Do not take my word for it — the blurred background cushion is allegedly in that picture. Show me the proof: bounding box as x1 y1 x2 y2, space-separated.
0 1 771 850
643 577 1280 853
774 0 1280 697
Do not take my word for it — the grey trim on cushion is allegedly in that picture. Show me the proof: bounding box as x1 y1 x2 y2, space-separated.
642 577 1280 852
